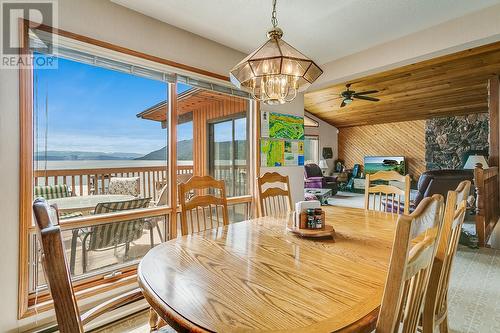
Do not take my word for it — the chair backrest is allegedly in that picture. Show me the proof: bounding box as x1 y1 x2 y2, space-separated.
365 170 411 214
304 163 323 178
107 177 140 196
89 198 151 250
32 198 84 333
257 172 293 218
34 184 70 200
376 194 444 333
179 175 228 236
422 180 470 330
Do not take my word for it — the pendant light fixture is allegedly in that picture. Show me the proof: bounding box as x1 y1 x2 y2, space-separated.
230 0 323 105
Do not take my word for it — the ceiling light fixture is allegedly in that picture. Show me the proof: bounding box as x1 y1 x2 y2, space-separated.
229 0 323 105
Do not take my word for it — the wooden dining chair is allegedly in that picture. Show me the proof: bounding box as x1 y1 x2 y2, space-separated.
257 172 293 218
376 194 445 333
32 198 143 333
365 170 411 214
179 175 229 236
422 180 470 333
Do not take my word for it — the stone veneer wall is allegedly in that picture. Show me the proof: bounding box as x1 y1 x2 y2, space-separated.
425 113 489 170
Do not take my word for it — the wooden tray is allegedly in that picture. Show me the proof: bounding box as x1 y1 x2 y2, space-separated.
288 225 335 239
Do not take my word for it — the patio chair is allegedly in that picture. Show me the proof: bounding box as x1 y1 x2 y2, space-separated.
74 197 152 273
34 184 83 220
34 184 71 199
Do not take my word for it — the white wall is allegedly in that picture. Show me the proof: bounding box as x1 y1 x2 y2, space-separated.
0 0 245 332
260 94 305 205
304 112 339 175
310 3 500 91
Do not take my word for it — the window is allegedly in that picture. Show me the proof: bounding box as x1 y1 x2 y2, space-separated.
304 135 320 164
30 52 170 295
19 24 256 318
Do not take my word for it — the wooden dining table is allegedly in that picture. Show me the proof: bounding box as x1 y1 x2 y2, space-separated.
138 206 398 333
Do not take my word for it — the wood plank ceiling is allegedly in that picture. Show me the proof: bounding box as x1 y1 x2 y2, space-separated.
304 41 500 128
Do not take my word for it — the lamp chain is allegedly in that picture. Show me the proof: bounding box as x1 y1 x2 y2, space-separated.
271 0 278 28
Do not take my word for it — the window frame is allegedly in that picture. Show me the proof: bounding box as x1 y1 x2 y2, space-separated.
18 19 257 319
304 134 320 164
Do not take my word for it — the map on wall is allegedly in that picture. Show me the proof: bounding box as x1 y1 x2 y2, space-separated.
261 139 284 167
261 138 305 167
260 111 305 167
261 111 305 140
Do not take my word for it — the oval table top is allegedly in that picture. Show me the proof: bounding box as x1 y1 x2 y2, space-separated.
138 206 398 333
48 194 135 212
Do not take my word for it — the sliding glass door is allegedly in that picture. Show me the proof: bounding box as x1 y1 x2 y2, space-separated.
208 114 248 198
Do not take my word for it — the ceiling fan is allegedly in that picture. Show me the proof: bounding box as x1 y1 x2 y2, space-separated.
339 83 380 107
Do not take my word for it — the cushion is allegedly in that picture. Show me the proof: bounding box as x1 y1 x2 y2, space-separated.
108 177 140 196
34 184 69 200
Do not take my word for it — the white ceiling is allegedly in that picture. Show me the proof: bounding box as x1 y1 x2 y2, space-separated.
112 0 500 65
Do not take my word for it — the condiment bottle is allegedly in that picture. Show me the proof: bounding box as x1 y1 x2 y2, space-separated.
314 208 323 229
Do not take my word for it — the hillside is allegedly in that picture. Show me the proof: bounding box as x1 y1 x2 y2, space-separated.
136 139 247 160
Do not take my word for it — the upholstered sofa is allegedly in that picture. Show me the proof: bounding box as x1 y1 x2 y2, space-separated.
304 163 338 195
384 169 473 213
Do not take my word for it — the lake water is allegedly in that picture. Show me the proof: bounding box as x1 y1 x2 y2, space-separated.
35 159 246 170
35 160 190 170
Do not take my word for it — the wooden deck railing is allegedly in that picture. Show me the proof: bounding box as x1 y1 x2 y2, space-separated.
34 164 248 201
474 164 499 247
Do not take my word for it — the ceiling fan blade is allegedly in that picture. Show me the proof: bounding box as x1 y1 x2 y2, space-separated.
354 95 380 102
340 100 346 108
353 90 379 95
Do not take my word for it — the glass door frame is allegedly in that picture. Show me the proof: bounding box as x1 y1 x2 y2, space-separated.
207 111 249 198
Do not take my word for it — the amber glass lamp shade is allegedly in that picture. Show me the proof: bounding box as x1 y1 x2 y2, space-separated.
230 28 323 105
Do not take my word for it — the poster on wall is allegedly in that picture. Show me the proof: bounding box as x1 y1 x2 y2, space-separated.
261 139 305 167
261 139 284 167
260 111 305 167
261 111 305 140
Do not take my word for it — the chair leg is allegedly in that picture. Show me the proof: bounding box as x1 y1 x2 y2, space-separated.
149 228 155 249
439 315 449 333
82 243 88 274
149 307 159 332
156 223 164 242
70 229 78 275
125 242 130 260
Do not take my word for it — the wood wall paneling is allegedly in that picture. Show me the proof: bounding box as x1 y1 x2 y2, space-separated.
338 120 426 179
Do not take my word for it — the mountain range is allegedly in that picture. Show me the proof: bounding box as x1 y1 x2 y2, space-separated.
34 150 142 161
36 139 246 161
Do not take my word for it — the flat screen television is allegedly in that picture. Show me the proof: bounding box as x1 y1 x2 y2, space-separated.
364 156 406 175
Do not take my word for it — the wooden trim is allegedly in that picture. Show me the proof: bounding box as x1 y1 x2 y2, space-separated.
168 82 178 239
58 207 171 230
24 270 139 319
24 19 229 82
18 18 33 320
474 165 499 247
488 76 500 209
254 101 261 218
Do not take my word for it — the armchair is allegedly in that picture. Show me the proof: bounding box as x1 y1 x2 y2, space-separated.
304 163 338 195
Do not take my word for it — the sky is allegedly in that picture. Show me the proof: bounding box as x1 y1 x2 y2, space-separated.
34 55 202 155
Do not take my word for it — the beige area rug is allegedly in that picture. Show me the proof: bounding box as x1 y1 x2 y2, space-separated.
93 246 500 333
